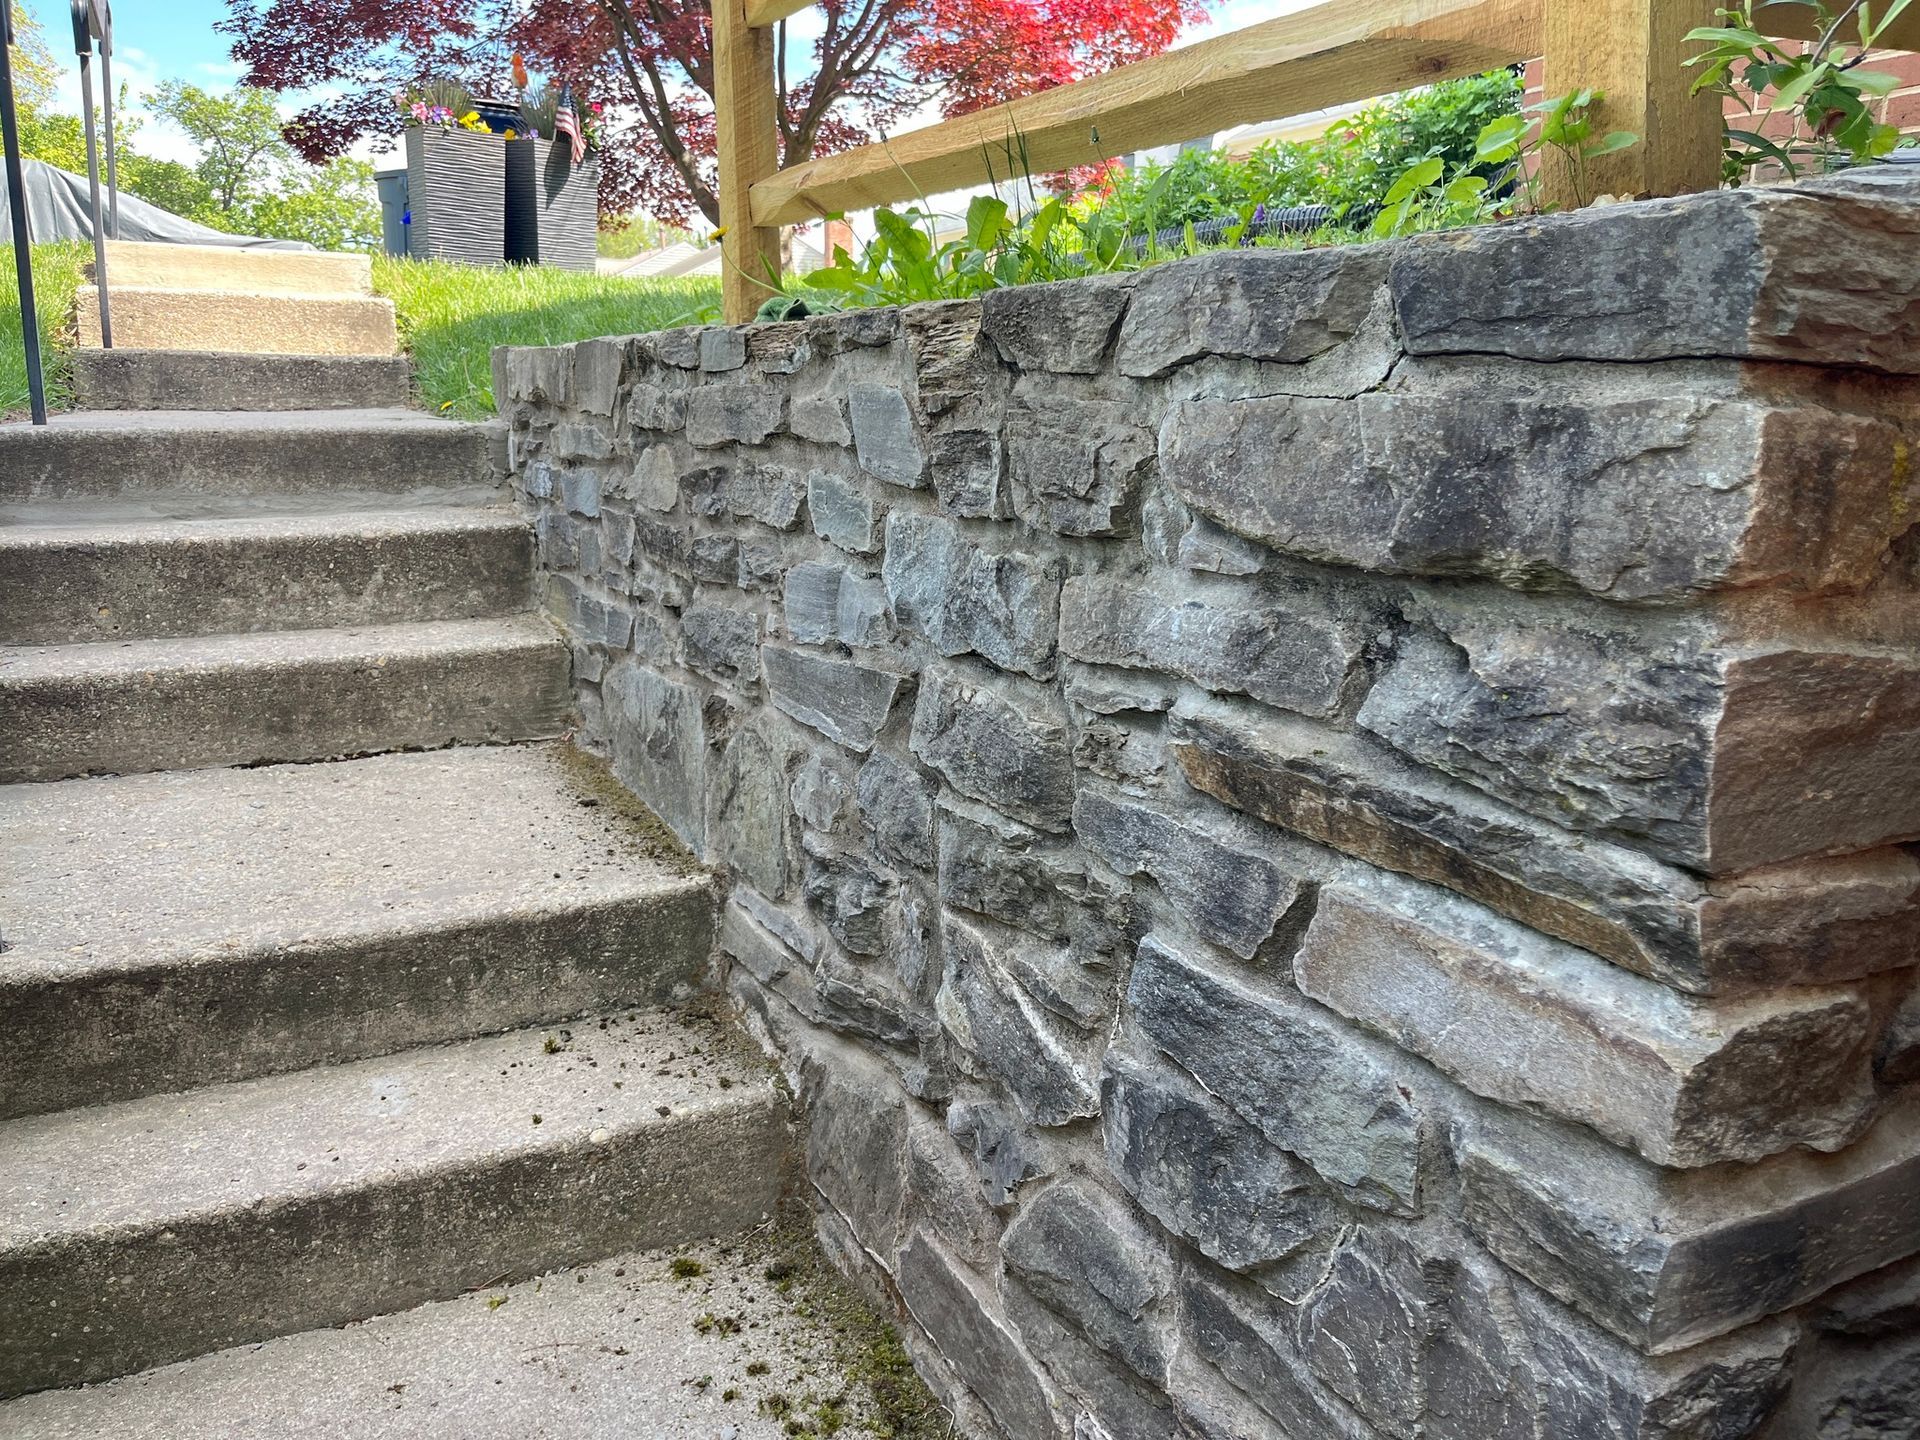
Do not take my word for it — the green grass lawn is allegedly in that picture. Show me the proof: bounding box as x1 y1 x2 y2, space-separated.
1 242 88 419
372 257 717 418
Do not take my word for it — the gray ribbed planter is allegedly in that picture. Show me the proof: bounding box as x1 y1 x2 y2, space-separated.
506 138 599 271
404 126 506 266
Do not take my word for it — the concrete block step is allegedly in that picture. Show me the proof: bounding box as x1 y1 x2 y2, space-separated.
0 1240 854 1439
0 507 534 646
0 1009 787 1398
0 409 498 518
70 348 413 411
95 239 378 297
77 285 399 356
0 744 716 1119
0 614 571 783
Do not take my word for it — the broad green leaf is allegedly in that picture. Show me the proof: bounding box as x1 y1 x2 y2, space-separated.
1442 174 1489 203
1584 130 1640 157
1475 113 1528 161
1769 63 1826 110
965 194 1010 251
1382 155 1444 203
1847 68 1902 97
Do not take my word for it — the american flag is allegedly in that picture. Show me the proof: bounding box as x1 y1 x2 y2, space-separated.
554 85 586 165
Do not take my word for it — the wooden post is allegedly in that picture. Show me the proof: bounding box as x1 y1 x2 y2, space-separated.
1542 0 1723 207
712 0 781 324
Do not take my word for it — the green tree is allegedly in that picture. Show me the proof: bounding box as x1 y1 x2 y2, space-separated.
238 156 378 251
7 2 62 115
149 80 291 216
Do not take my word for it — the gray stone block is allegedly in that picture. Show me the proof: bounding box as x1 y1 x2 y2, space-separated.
981 276 1131 374
884 515 1063 680
1129 934 1423 1214
762 644 906 752
1359 609 1920 876
680 605 761 687
1060 574 1361 720
604 660 708 852
896 1231 1060 1440
711 722 791 898
937 915 1101 1127
1171 698 1920 995
849 382 927 487
1457 1095 1920 1353
685 384 785 448
1072 789 1304 960
807 469 879 552
1006 395 1156 537
784 561 890 648
1000 1179 1176 1384
911 665 1075 833
1101 1045 1336 1272
857 754 936 871
1296 873 1876 1168
1159 381 1917 604
1116 247 1386 379
725 462 807 529
1390 179 1920 374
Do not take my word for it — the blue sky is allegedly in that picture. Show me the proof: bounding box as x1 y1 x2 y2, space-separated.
18 0 1303 168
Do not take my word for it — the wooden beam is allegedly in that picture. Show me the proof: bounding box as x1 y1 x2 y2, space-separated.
1542 0 1723 204
713 0 783 322
744 0 811 28
749 0 1540 227
1753 1 1920 53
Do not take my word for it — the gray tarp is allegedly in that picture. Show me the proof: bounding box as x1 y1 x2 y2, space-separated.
0 159 313 249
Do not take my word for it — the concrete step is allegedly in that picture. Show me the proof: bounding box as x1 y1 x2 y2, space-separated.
0 1009 787 1398
0 507 534 646
0 409 499 519
95 240 378 297
0 1240 854 1440
70 349 413 411
0 614 571 783
0 743 715 1118
77 285 399 356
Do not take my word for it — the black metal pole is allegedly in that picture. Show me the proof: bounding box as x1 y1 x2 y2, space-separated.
72 0 110 347
97 4 117 238
1 7 49 424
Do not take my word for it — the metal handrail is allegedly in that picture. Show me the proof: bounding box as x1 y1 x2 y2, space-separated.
71 0 116 348
2 4 47 423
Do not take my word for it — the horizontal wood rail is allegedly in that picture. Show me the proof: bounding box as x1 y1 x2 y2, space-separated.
754 0 1540 227
713 0 1918 318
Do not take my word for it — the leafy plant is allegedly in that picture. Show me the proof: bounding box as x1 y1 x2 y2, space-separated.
1086 68 1525 236
1685 0 1912 182
1371 90 1637 236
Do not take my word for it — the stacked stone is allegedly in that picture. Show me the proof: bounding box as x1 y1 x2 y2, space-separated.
494 169 1920 1440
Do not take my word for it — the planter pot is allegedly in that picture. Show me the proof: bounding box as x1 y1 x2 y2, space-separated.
506 138 600 271
403 126 506 266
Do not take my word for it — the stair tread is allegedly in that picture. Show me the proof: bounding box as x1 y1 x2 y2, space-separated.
2 407 459 438
0 612 560 681
81 282 392 304
0 744 700 986
0 502 526 550
0 1241 845 1439
0 1007 771 1249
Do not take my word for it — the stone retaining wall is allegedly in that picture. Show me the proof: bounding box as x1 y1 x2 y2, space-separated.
496 169 1920 1440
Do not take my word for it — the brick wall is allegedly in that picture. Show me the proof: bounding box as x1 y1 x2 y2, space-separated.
495 167 1920 1440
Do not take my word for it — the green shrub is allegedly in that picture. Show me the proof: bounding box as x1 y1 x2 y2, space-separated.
1089 68 1524 232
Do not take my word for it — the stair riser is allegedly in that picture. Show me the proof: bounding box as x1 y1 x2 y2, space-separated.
0 522 535 645
75 288 398 357
0 424 495 509
0 1095 787 1398
0 891 717 1121
69 350 413 411
0 641 572 782
98 241 375 297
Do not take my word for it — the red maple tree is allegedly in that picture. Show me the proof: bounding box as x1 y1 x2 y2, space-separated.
221 0 1208 223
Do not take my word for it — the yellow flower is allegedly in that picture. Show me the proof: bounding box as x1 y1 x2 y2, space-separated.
711 226 730 240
